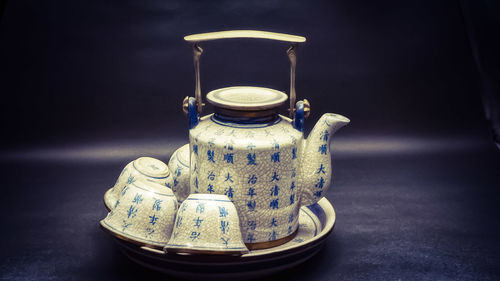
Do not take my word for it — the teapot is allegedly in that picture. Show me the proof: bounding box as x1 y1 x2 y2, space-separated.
170 30 349 249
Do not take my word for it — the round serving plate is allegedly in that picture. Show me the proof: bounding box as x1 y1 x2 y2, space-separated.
102 189 335 280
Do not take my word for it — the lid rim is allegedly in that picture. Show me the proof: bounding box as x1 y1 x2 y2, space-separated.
206 86 288 111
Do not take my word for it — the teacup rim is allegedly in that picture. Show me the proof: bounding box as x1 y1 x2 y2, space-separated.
185 193 232 202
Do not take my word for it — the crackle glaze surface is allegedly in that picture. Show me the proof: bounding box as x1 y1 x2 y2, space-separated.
101 180 178 248
168 144 191 203
109 157 174 209
165 194 248 254
189 114 304 243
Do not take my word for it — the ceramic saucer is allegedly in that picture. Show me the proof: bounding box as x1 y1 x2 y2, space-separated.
102 188 335 280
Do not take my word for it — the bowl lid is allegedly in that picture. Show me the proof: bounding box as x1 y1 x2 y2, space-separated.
206 86 287 111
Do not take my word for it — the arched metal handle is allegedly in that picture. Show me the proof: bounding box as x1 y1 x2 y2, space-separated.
184 30 306 117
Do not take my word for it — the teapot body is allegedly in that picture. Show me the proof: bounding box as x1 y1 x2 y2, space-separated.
189 114 303 245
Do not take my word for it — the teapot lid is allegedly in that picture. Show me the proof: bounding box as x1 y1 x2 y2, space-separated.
206 86 287 111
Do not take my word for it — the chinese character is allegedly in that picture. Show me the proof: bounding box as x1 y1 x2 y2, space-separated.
273 140 280 150
218 206 228 217
290 181 296 190
288 226 293 234
247 221 257 230
149 214 159 225
122 220 132 231
121 185 129 196
270 199 279 209
132 193 143 204
127 175 135 184
114 200 120 209
270 185 280 197
223 153 234 164
225 186 234 198
225 143 233 150
269 230 277 241
247 187 256 198
221 237 230 247
314 190 323 198
127 205 138 218
290 194 295 205
248 174 258 184
193 144 198 155
207 184 215 193
194 177 199 188
224 173 233 182
247 233 256 243
315 177 325 188
291 168 296 178
270 217 278 227
207 171 216 181
152 199 162 211
196 203 205 213
145 227 155 237
176 216 183 227
174 166 182 177
207 150 215 163
292 147 297 159
247 200 256 211
318 144 328 155
271 171 280 182
220 220 229 234
289 213 294 223
247 153 257 165
317 164 326 174
270 152 280 163
321 130 329 141
193 217 203 228
190 232 200 241
173 178 179 187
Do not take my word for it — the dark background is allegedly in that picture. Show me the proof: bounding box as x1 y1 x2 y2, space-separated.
1 0 499 280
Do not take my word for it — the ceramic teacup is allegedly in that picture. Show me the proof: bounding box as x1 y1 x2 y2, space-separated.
106 157 174 210
100 180 178 249
168 144 190 203
165 193 249 255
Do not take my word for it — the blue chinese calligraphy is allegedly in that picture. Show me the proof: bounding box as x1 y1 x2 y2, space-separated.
149 214 159 225
270 152 280 163
220 221 229 234
132 193 143 204
270 198 279 209
218 206 228 217
207 150 215 163
152 198 162 211
247 153 257 165
223 153 234 164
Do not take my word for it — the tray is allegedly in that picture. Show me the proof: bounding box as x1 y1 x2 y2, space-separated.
102 188 336 280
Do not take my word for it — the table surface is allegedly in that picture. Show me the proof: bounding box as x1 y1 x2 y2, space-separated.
1 133 499 281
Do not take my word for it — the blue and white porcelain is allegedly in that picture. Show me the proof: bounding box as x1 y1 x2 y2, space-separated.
168 144 191 203
106 157 174 210
101 180 178 249
177 92 349 247
173 30 350 248
165 193 249 255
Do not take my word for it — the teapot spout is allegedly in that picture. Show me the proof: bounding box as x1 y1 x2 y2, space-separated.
298 113 350 206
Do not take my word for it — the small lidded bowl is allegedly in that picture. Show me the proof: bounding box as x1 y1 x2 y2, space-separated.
165 194 249 255
100 180 178 249
168 144 190 203
105 157 173 210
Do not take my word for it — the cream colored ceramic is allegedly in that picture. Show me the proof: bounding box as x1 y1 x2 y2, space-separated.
101 180 178 249
107 157 174 209
176 30 349 247
165 194 249 255
168 144 190 203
